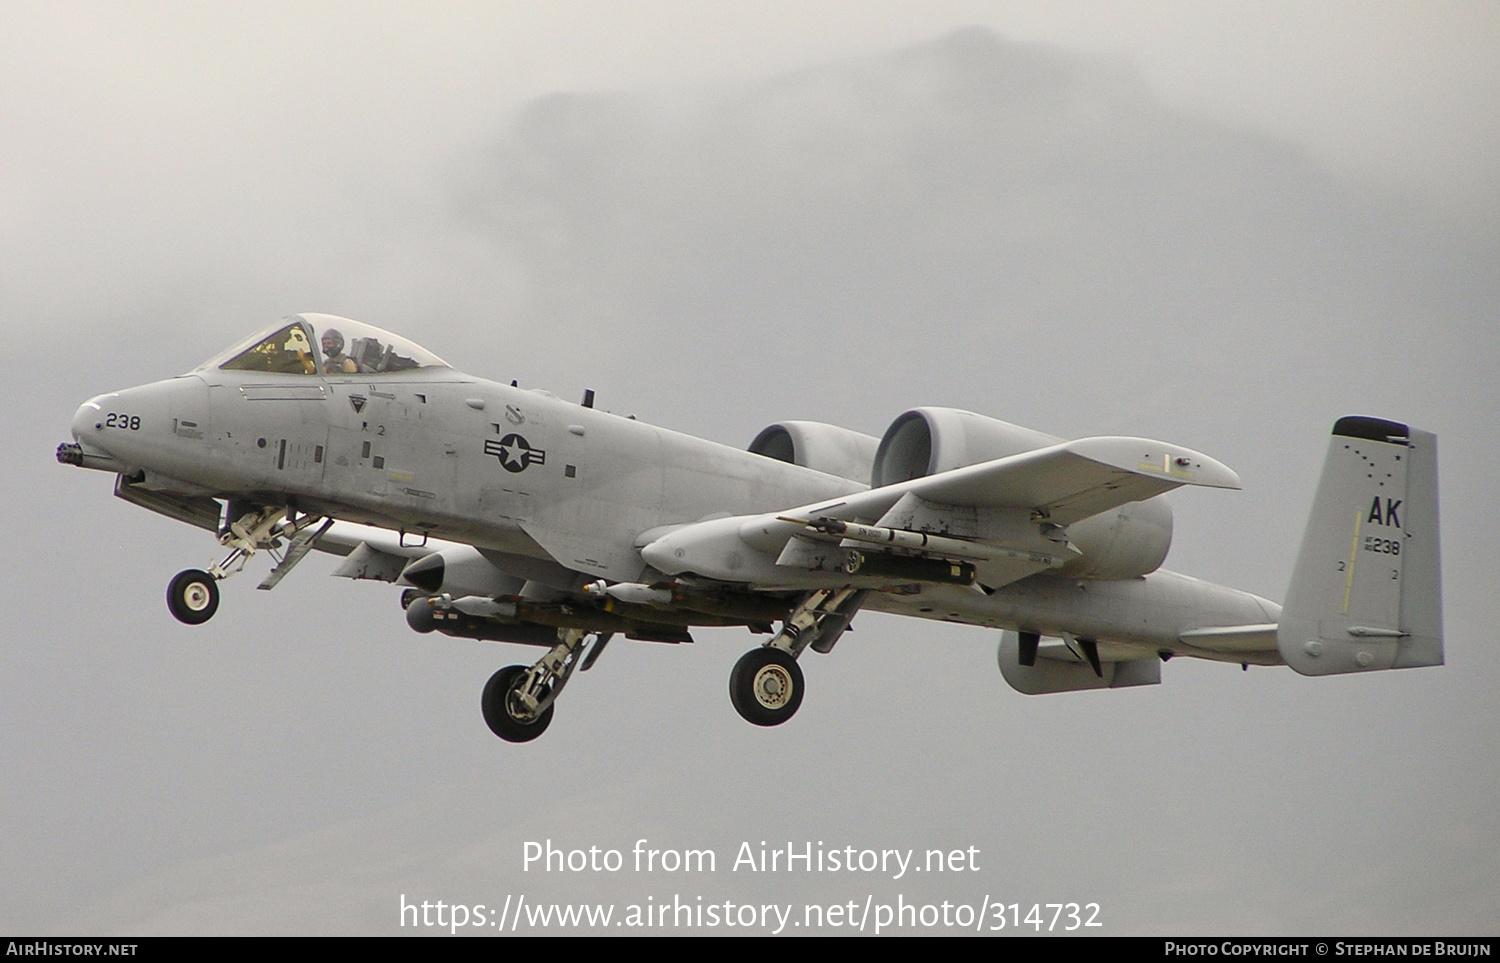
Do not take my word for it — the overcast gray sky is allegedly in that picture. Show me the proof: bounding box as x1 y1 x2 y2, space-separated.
3 2 1496 935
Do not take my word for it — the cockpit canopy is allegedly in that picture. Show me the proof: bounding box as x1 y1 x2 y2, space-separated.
195 314 450 376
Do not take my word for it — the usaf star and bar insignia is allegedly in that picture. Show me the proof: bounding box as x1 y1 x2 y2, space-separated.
485 433 546 473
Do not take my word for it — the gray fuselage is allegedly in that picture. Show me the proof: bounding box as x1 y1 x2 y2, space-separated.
73 359 1279 662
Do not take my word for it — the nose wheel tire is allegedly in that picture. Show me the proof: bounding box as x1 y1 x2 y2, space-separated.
481 665 554 743
167 569 220 625
729 647 804 727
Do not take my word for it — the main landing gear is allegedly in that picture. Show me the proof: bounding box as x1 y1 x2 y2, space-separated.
728 588 866 728
729 646 803 726
166 505 329 625
481 628 611 743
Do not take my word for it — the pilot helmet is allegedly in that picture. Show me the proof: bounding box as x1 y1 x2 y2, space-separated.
321 329 345 356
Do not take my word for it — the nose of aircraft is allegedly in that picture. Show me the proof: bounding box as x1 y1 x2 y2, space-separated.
63 377 212 481
59 393 134 473
71 394 114 445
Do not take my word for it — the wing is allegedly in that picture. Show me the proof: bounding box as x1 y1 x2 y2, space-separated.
640 435 1239 590
314 522 470 582
790 434 1238 525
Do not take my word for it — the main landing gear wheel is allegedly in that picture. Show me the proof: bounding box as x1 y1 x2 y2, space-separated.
481 665 554 743
167 569 220 625
729 647 804 727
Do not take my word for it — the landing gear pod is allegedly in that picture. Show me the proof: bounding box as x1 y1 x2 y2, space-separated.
997 631 1161 694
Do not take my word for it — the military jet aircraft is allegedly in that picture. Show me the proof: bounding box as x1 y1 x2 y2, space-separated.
58 314 1443 742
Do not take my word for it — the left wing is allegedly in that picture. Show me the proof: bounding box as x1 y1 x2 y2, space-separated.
315 522 469 582
640 435 1238 590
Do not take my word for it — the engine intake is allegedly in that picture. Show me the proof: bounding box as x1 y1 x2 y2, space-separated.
749 421 879 485
872 408 1062 487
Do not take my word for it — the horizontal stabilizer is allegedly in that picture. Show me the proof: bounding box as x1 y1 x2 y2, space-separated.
1277 417 1443 675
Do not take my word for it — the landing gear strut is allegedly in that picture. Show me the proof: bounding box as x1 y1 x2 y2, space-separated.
165 505 327 625
481 628 609 742
728 588 865 727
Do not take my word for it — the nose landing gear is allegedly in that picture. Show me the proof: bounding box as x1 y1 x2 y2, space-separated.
165 505 328 625
166 569 220 625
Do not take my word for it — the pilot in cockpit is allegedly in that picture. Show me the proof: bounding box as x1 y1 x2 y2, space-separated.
321 329 360 375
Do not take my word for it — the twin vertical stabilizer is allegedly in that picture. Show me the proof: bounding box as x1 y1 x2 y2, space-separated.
1278 417 1443 675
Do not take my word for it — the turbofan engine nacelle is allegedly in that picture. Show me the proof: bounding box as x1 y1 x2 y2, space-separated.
997 631 1162 694
1054 496 1173 578
872 407 1062 486
748 421 880 486
872 408 1173 579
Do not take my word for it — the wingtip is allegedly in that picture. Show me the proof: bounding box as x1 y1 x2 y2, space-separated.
1067 436 1240 490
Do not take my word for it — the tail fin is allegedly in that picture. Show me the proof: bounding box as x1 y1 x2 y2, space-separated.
1278 417 1443 675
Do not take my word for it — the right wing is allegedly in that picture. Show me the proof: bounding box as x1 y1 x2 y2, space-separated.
641 435 1239 590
